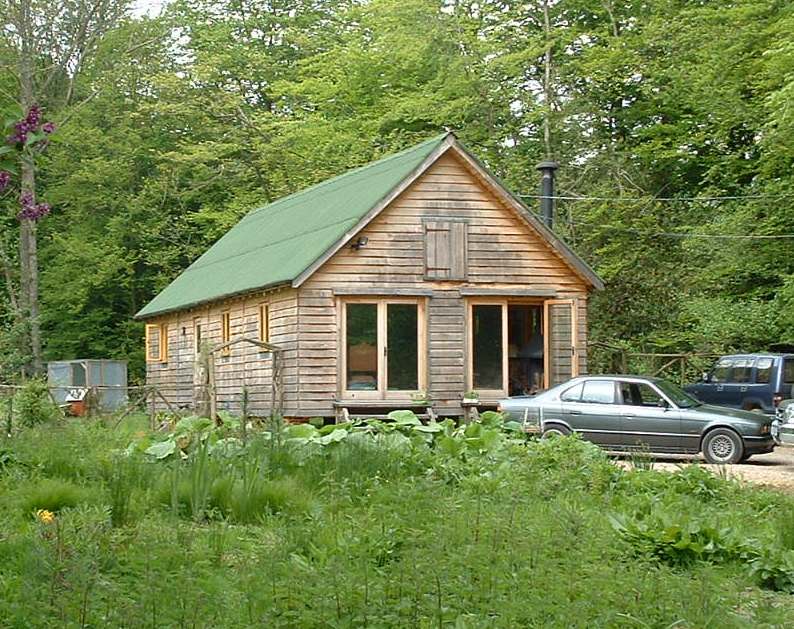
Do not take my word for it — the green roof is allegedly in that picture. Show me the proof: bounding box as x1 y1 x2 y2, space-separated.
136 133 448 318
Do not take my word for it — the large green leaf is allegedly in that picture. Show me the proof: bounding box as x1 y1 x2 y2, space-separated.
144 439 177 460
387 410 421 425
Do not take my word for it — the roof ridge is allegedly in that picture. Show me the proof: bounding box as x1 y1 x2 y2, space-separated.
246 132 449 219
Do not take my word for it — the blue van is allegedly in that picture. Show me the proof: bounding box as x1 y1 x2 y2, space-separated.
685 354 794 414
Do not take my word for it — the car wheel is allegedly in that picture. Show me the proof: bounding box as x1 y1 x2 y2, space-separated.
702 428 744 464
541 424 571 439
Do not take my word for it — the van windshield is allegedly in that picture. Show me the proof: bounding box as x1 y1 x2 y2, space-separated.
655 379 702 408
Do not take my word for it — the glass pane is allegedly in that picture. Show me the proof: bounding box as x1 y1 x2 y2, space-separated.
756 357 773 384
473 305 503 389
711 358 733 382
387 304 418 391
561 382 583 402
784 359 794 384
346 304 378 391
729 358 753 383
72 363 86 387
581 380 615 404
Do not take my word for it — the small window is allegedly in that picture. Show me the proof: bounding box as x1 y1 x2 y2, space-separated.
424 220 467 280
756 357 774 384
259 304 270 343
560 382 583 402
711 358 733 383
145 323 168 363
194 319 202 354
220 312 231 355
729 358 753 383
580 380 615 404
783 359 794 384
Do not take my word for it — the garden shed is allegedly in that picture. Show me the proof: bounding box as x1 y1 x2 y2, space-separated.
136 132 603 419
47 359 128 410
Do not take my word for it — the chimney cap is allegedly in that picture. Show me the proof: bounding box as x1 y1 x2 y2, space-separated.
536 160 559 171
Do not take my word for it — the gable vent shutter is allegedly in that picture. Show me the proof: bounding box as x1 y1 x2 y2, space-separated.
424 221 467 280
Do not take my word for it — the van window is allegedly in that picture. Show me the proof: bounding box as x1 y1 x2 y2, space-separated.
729 358 753 383
711 358 733 383
784 359 794 385
756 357 774 384
580 380 616 404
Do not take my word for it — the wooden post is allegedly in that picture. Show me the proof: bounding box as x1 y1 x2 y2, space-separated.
149 387 156 431
209 352 218 424
5 396 11 437
240 386 249 443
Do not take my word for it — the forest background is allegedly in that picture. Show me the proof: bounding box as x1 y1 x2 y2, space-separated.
1 0 793 380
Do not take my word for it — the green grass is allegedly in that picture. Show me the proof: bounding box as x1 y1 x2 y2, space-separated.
1 413 793 627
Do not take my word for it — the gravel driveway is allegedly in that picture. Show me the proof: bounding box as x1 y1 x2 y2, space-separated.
616 446 794 493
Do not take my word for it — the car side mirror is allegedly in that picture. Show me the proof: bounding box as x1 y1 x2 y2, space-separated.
701 372 710 383
657 398 669 409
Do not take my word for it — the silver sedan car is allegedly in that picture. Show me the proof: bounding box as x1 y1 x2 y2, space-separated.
498 375 776 464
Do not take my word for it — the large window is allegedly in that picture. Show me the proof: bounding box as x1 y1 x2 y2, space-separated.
472 304 504 390
343 300 424 396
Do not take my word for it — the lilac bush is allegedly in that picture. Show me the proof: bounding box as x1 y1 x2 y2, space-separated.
1 104 56 221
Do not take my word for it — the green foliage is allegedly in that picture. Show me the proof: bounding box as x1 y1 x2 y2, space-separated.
13 379 58 426
17 478 95 514
2 415 794 624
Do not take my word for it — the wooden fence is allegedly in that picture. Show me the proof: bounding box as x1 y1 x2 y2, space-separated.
587 342 720 385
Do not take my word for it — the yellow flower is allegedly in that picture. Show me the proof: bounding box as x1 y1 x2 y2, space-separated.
36 509 55 524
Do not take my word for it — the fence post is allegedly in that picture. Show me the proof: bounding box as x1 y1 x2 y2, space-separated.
149 387 157 431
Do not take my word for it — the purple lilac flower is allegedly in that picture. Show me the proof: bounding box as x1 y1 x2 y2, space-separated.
0 171 9 192
25 105 41 127
42 121 56 134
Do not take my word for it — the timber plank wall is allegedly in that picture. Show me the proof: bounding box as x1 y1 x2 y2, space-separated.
146 150 589 417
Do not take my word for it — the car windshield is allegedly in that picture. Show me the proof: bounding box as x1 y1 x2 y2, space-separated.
654 379 702 408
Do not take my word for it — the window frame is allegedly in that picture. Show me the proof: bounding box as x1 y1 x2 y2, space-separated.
145 322 168 363
220 312 231 356
338 297 427 400
193 318 203 355
259 303 270 344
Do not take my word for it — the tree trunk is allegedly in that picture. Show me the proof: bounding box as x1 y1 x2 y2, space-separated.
542 0 554 159
17 0 43 375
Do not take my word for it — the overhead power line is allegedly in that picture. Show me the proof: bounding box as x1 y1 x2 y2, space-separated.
519 193 794 202
527 211 794 240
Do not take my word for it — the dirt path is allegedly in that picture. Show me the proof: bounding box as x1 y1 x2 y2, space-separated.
616 447 794 493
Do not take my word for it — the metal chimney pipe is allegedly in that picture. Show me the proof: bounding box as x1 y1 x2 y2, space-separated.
536 160 559 229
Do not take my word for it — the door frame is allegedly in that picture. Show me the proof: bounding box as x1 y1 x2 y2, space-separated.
543 299 579 389
338 297 428 401
465 297 550 397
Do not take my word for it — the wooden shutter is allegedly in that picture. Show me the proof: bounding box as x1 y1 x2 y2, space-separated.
424 221 467 280
544 300 578 387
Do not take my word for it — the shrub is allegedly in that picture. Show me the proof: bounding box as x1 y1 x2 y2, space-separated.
14 378 58 426
19 478 94 514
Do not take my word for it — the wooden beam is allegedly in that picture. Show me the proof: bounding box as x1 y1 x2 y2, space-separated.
333 288 434 297
459 287 558 297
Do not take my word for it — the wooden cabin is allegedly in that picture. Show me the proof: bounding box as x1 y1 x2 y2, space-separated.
136 132 603 419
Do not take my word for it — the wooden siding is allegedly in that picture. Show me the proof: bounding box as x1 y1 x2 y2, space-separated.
298 151 590 416
145 288 299 415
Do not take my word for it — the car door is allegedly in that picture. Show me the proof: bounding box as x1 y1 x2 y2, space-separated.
617 380 682 452
561 379 622 446
689 357 730 405
724 357 754 408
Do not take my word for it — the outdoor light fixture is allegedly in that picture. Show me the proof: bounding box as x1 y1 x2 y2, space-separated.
351 236 369 250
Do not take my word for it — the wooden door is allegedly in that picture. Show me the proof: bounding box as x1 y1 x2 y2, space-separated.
544 299 579 388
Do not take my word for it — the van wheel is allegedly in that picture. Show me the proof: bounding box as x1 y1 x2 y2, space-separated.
702 428 744 464
541 425 571 439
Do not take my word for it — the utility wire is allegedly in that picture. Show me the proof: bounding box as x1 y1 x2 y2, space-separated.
519 193 794 202
527 212 794 240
